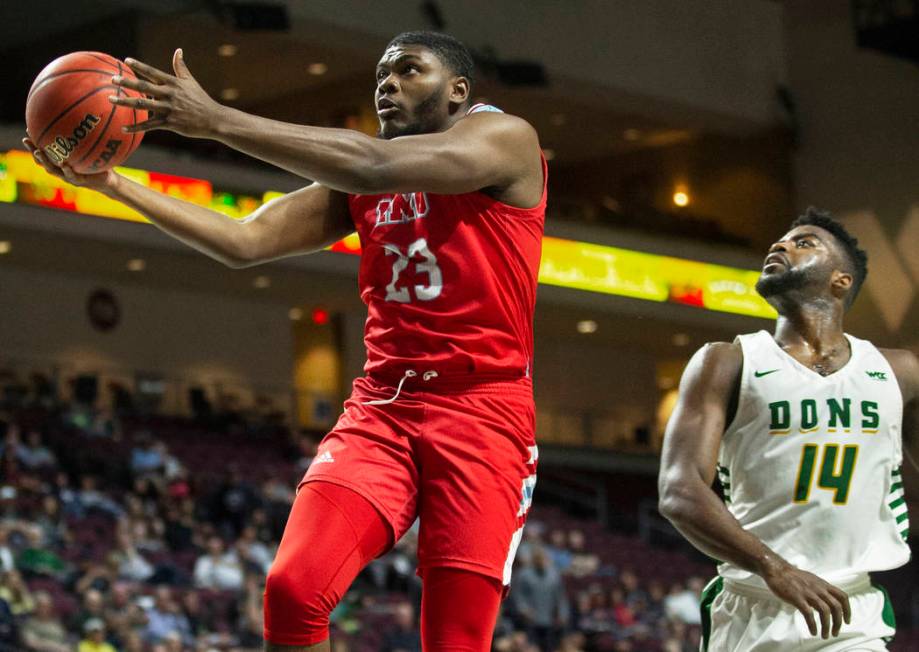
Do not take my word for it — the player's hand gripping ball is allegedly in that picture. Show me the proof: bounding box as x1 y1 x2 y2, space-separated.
25 51 149 174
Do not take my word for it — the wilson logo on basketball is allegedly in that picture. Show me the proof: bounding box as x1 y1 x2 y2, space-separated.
43 113 101 165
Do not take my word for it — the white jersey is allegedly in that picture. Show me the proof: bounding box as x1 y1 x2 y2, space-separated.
718 330 910 587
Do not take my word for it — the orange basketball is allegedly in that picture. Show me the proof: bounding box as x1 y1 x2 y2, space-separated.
25 51 149 174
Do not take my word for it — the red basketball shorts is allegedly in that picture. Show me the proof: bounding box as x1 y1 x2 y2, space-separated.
300 374 538 586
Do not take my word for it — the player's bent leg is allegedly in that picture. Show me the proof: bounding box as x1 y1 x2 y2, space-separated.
263 481 391 650
421 567 503 651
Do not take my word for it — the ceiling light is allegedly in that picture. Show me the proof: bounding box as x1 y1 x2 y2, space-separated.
658 376 676 390
550 113 566 126
673 190 690 207
311 308 330 325
217 44 238 57
601 196 621 212
0 241 10 255
308 62 328 76
220 88 240 101
672 333 690 346
623 128 641 141
543 148 556 161
577 320 597 334
126 258 145 272
288 307 303 321
253 275 271 289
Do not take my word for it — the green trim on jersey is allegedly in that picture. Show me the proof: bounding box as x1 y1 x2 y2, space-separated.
717 464 732 504
874 582 897 643
699 576 724 651
889 467 910 541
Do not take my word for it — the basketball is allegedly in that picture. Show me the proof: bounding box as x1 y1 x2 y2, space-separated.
25 51 149 174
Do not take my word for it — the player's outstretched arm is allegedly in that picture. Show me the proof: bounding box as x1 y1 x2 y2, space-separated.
109 51 542 203
23 138 352 268
658 343 851 640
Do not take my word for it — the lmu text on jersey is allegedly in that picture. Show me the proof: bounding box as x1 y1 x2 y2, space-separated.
375 192 429 228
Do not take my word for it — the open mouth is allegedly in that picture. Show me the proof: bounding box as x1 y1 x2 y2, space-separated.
376 98 400 118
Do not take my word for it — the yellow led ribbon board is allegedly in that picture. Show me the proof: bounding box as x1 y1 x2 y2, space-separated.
1 150 775 319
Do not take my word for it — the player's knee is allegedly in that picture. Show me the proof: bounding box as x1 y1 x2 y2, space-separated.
264 560 334 633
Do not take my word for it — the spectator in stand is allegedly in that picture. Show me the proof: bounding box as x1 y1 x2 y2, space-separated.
33 495 69 551
0 596 19 652
492 629 538 652
152 441 184 483
619 568 646 608
130 435 164 478
142 586 193 646
545 529 572 573
261 476 294 508
294 430 321 473
109 530 154 583
566 529 600 578
119 630 145 652
74 561 117 598
163 502 196 553
77 476 123 519
78 618 116 652
557 631 586 652
381 601 421 652
69 587 108 634
180 590 211 641
251 504 282 544
16 430 57 471
152 629 184 652
235 524 273 574
20 591 69 652
570 591 597 635
52 471 82 518
512 545 569 652
643 580 667 626
101 583 133 640
238 573 266 648
609 586 635 628
0 569 34 615
663 577 704 625
29 373 57 411
193 536 244 591
211 467 260 538
0 425 23 461
86 407 122 440
0 527 15 573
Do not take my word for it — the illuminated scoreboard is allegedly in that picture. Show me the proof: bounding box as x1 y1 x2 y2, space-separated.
0 150 775 320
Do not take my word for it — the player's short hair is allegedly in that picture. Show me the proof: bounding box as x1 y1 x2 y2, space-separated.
386 31 475 88
790 207 868 308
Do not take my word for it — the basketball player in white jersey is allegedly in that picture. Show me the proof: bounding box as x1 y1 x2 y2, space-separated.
658 208 918 651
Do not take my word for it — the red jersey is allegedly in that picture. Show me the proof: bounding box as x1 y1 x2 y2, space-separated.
348 111 546 384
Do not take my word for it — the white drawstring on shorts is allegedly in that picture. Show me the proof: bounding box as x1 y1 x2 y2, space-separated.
364 369 439 405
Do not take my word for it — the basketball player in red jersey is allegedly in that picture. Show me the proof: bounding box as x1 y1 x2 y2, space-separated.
25 32 545 651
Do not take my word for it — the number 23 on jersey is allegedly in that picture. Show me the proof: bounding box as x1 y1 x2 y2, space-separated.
383 237 443 303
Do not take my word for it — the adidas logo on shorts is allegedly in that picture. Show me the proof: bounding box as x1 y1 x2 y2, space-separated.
314 451 335 465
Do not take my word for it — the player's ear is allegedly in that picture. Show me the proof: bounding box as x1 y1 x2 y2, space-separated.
449 76 470 105
831 270 853 296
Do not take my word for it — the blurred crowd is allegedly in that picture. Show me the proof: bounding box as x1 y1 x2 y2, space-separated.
0 369 707 651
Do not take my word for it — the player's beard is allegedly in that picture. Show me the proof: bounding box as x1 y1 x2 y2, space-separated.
378 87 445 139
755 266 818 300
